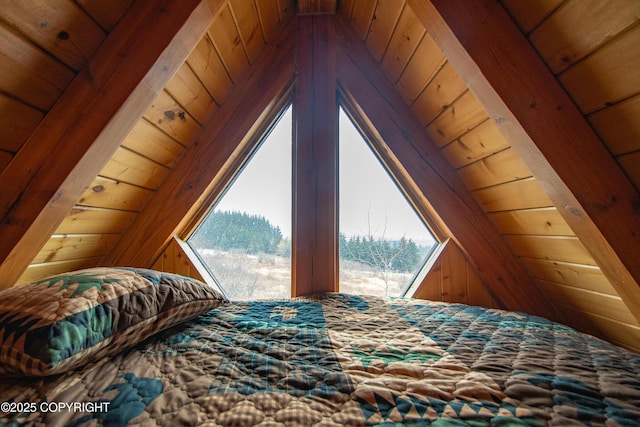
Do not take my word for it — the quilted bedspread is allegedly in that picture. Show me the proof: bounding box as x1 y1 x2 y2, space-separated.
2 293 640 426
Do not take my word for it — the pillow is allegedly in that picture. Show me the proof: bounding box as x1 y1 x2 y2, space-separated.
0 267 227 376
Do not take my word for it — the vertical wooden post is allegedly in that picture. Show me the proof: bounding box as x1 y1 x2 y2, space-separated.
292 15 338 295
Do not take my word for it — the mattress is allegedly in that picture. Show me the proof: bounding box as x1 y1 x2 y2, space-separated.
2 293 640 426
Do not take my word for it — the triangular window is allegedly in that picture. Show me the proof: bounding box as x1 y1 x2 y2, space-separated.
187 105 439 299
338 107 437 296
187 107 292 300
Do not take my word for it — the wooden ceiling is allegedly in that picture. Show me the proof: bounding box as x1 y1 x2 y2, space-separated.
0 0 639 351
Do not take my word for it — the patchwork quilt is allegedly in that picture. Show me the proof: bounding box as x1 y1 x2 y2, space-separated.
2 293 640 426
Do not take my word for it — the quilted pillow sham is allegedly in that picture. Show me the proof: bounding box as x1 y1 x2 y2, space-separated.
0 267 227 376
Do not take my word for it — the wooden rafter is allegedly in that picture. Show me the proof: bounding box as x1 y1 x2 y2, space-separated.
0 0 224 288
292 14 338 295
105 19 296 268
335 15 557 320
408 0 640 322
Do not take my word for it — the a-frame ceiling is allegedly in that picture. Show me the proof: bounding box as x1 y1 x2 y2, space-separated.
0 0 639 351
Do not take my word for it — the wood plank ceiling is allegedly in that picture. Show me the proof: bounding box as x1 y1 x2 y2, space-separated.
0 0 638 351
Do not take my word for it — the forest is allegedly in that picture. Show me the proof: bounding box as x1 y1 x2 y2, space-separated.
191 210 423 274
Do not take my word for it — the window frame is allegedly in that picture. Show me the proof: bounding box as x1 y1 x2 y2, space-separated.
180 90 445 300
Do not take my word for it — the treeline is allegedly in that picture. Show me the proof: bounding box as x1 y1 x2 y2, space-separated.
339 234 421 273
191 210 285 255
192 210 423 273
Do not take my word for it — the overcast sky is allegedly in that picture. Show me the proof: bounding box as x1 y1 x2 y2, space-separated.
214 107 435 246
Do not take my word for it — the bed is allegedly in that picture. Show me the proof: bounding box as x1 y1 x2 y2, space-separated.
1 267 639 426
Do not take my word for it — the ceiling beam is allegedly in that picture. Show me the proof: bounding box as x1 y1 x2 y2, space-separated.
0 0 223 288
292 14 338 295
105 19 296 268
408 0 640 322
335 15 557 320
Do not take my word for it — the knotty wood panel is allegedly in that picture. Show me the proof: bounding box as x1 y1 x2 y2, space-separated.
152 237 227 298
165 63 216 126
255 0 281 42
120 119 186 168
558 303 640 353
529 0 639 74
0 94 43 153
500 0 563 34
152 237 206 282
143 90 202 145
18 258 103 286
412 61 466 126
409 242 445 302
209 4 250 84
523 258 617 296
0 0 106 71
442 119 510 168
101 148 170 190
77 176 152 212
337 15 555 319
413 239 499 308
397 33 445 104
153 239 190 278
490 207 574 236
559 24 640 114
457 148 532 191
21 0 242 286
441 241 470 304
105 19 295 269
349 0 376 41
409 0 640 326
0 23 75 111
426 90 487 148
0 0 221 289
589 94 640 156
505 235 596 266
541 280 636 325
466 271 497 310
55 207 137 235
473 178 553 213
502 3 640 333
381 5 425 83
365 0 404 62
230 0 266 63
187 36 233 106
32 234 119 264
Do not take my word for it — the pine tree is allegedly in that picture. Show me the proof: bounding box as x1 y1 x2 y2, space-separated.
191 210 283 254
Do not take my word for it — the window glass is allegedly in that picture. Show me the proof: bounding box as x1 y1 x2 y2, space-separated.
188 105 438 299
339 108 437 296
188 107 292 300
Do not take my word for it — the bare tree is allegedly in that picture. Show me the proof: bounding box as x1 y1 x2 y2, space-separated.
341 212 417 296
